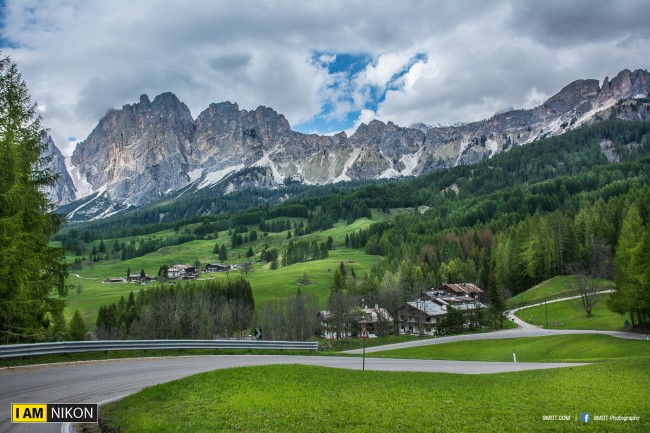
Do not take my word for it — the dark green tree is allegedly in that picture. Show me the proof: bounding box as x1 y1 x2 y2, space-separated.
0 56 68 343
609 205 645 326
219 244 228 261
486 271 505 329
68 310 88 341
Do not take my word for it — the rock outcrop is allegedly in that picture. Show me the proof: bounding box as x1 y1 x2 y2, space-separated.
41 133 77 205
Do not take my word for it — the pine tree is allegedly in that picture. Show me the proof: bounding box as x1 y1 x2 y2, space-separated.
68 310 88 341
609 205 645 326
219 244 228 261
0 56 68 343
487 271 505 329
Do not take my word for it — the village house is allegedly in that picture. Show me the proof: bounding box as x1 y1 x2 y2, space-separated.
399 283 487 335
397 300 447 336
203 263 231 273
168 264 197 279
437 283 483 299
357 305 394 336
103 277 127 284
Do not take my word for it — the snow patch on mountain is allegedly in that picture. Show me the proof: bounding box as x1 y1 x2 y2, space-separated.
333 147 361 182
399 147 423 176
253 152 285 185
486 139 498 158
198 164 245 189
65 156 93 198
188 168 204 183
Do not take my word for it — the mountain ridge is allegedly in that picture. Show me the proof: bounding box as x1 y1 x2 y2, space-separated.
48 68 650 221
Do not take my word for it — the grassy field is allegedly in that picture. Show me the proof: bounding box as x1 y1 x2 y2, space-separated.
514 295 627 331
94 359 649 433
368 334 650 363
63 214 385 325
506 276 612 309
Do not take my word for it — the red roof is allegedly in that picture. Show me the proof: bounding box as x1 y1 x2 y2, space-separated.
440 283 483 295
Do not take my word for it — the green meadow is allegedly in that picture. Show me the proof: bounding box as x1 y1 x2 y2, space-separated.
63 214 385 324
506 275 613 309
515 295 627 331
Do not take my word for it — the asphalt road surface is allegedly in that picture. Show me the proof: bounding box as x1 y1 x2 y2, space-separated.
1 354 587 433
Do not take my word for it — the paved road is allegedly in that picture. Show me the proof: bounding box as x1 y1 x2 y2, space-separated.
0 354 587 433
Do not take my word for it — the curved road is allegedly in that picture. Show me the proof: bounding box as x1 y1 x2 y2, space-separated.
2 354 585 433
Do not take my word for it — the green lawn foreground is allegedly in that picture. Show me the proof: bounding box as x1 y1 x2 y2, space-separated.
514 295 627 331
93 360 649 433
367 334 650 363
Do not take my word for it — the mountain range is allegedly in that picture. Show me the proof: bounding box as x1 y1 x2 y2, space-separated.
47 68 650 221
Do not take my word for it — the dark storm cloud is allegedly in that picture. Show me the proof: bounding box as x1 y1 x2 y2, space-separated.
208 53 252 73
509 0 650 47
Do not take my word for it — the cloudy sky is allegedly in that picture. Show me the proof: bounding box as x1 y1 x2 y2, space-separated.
1 0 649 155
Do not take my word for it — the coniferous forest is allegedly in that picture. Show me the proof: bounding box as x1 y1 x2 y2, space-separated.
82 120 650 336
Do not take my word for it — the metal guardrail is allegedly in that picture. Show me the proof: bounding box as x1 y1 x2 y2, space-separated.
0 339 318 359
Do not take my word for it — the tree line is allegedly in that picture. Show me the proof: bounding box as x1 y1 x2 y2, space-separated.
95 278 255 340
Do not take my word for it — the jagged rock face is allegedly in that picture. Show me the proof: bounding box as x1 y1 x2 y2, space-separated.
193 102 294 174
60 68 650 220
71 93 195 206
192 103 353 185
347 120 425 179
41 134 77 205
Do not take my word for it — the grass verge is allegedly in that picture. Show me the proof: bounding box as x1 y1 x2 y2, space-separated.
506 275 612 309
367 334 650 363
514 295 627 331
89 360 649 433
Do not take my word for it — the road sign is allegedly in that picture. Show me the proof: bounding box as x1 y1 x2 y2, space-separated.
624 320 631 329
254 328 263 340
359 324 369 339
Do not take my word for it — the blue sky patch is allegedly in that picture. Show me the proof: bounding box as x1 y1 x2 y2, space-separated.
294 50 427 135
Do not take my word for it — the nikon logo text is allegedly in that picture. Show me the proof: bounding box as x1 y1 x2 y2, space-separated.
12 403 98 423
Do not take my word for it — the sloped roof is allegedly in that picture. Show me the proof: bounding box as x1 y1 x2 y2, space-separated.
406 300 447 316
440 283 483 295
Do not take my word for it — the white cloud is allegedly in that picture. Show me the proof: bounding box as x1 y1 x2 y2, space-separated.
0 0 647 155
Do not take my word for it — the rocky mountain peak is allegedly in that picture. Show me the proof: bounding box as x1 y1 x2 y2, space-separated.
609 69 650 99
70 91 195 208
58 68 650 221
41 133 77 205
542 78 601 115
